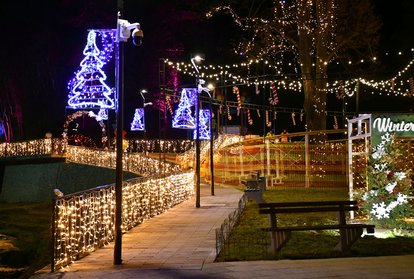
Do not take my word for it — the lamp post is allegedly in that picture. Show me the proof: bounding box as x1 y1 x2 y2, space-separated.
191 55 204 208
208 84 215 196
140 89 152 155
114 2 143 265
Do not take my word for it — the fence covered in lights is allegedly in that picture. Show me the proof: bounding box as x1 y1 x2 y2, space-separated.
0 138 66 157
177 131 350 188
52 170 194 270
66 145 181 176
126 139 195 154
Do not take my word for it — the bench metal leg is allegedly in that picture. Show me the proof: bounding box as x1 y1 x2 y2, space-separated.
335 227 363 252
269 230 292 253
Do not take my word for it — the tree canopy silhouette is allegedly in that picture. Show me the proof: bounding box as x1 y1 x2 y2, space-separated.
207 0 381 135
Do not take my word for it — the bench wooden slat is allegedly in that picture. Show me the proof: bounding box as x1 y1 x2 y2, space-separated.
259 206 358 215
258 200 357 208
258 200 374 253
261 224 375 232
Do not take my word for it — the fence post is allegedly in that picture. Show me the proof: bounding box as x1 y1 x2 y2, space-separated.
239 144 244 176
51 198 56 272
305 133 309 188
266 139 271 186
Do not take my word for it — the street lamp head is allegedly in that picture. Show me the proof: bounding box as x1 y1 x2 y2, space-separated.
193 55 204 63
191 54 205 64
141 89 148 94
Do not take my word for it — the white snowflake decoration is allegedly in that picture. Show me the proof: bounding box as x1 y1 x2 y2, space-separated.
371 202 391 219
381 132 392 143
396 193 408 205
385 181 397 193
374 163 388 172
388 201 398 211
362 190 377 201
394 172 406 181
372 142 387 159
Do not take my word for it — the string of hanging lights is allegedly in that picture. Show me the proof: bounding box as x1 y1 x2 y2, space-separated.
163 53 414 98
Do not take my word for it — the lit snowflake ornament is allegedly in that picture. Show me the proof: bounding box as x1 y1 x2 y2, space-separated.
394 172 406 181
381 132 392 143
385 181 397 193
396 193 408 205
372 142 387 159
371 202 391 219
374 162 388 172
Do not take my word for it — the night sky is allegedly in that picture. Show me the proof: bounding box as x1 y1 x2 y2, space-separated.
1 0 414 144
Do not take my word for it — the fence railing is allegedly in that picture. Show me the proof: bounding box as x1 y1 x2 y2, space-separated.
52 170 194 271
204 130 349 188
66 146 181 176
215 194 249 257
0 138 66 157
126 139 195 154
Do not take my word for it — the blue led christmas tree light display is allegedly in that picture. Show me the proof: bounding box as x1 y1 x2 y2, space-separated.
193 109 211 140
131 108 145 131
0 123 4 138
67 30 115 109
172 88 197 129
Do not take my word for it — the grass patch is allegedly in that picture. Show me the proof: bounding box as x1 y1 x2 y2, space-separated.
0 201 52 278
216 187 414 261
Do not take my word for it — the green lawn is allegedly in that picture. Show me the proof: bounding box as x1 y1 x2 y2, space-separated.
0 201 52 278
216 187 414 261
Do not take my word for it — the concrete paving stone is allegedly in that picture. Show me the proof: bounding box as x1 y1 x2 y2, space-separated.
60 272 81 279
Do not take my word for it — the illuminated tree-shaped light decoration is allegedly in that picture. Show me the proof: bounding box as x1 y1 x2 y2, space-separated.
193 109 211 140
98 108 108 120
68 31 115 109
172 88 196 129
131 108 145 131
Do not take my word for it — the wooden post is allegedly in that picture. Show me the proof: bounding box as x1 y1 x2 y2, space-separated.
266 139 271 186
305 133 309 188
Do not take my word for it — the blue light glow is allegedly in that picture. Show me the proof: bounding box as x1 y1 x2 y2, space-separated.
131 108 145 131
67 30 115 109
0 123 4 138
193 109 211 140
172 88 197 129
98 108 108 120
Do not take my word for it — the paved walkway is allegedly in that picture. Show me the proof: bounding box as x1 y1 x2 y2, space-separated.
32 181 414 279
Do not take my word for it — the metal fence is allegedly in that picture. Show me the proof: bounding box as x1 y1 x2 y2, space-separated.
215 194 249 257
216 237 273 262
52 170 195 271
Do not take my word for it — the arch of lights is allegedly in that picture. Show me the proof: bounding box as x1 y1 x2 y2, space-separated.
62 110 107 146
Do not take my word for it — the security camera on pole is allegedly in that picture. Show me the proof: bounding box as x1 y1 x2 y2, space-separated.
114 5 143 265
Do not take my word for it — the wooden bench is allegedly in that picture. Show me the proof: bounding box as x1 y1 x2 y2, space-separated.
258 201 375 253
243 172 266 204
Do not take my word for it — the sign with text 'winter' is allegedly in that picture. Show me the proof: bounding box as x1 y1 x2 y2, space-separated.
372 114 414 146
